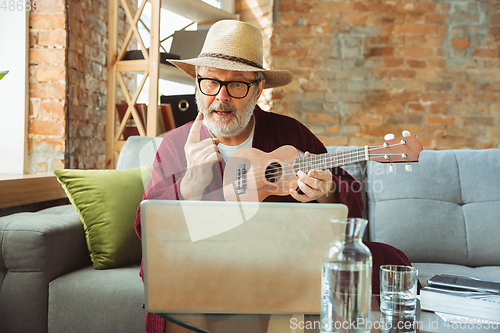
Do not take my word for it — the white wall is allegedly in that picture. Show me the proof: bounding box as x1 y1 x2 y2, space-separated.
0 11 29 174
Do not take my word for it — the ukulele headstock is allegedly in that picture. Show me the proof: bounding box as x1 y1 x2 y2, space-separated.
368 131 423 171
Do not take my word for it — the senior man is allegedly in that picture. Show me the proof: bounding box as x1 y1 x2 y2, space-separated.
135 20 415 333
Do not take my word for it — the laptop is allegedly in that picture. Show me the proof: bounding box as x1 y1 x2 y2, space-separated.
170 29 209 60
141 200 348 315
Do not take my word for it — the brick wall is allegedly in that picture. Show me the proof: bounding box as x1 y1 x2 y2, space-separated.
67 0 108 169
28 0 498 174
238 0 500 149
29 0 136 172
236 0 274 110
67 0 136 169
28 0 67 173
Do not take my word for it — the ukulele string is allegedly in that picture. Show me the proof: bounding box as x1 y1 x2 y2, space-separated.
232 144 401 187
234 146 368 175
234 141 406 176
233 147 367 186
234 144 402 188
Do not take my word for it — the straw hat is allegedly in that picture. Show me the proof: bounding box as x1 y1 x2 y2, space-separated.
168 20 292 89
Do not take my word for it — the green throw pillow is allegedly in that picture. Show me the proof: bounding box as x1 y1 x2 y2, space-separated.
54 165 152 269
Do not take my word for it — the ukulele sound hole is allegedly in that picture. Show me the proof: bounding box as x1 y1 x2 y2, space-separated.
265 162 283 183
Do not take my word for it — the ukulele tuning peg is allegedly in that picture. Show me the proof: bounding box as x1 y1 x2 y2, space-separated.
384 133 395 141
405 163 412 172
389 163 394 173
402 130 411 137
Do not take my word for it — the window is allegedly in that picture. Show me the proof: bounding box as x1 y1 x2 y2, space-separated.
0 11 29 173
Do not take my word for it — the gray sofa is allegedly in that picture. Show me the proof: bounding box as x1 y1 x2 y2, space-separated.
365 149 500 285
1 136 499 333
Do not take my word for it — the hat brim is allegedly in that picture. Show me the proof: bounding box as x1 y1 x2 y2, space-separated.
168 58 292 89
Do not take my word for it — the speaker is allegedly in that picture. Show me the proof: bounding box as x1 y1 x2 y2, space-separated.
160 94 198 128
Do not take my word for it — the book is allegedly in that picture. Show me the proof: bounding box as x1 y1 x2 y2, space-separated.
156 106 166 135
160 104 176 132
116 103 147 139
420 285 500 321
137 104 147 129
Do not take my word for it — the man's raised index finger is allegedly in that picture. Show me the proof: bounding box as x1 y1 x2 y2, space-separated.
187 112 204 143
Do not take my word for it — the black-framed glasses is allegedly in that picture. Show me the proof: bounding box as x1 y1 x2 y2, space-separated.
197 78 259 99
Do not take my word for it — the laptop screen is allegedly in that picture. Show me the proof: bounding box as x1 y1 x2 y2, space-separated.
141 200 348 314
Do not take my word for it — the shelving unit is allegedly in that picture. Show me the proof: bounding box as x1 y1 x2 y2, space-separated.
105 0 237 168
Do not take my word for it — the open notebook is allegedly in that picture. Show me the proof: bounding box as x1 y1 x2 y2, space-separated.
141 200 348 315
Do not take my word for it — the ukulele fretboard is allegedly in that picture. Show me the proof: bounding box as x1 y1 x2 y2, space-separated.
293 147 368 174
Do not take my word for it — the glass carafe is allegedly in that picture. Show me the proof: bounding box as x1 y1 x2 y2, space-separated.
320 218 372 333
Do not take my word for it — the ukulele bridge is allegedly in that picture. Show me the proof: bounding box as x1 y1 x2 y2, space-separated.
235 164 246 194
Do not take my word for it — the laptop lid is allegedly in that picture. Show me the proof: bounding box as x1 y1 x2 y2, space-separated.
141 200 348 315
170 29 209 60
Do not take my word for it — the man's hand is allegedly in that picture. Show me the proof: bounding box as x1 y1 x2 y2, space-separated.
289 151 337 203
180 113 221 200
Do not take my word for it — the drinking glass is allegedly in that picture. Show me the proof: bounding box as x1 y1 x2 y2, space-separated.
379 313 417 333
380 265 418 317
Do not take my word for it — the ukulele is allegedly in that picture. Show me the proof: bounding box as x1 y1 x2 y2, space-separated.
222 131 423 202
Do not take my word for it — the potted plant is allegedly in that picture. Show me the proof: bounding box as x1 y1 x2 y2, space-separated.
0 70 8 80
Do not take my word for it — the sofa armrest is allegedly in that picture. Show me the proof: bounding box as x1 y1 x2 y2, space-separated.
0 204 91 333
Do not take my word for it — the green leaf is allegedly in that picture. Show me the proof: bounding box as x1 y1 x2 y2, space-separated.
0 71 8 81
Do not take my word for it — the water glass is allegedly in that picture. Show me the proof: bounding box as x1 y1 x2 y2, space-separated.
380 265 418 317
379 313 417 333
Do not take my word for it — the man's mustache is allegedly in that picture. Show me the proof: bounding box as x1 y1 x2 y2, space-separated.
207 103 237 118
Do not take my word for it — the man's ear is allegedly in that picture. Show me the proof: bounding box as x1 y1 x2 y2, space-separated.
256 80 265 100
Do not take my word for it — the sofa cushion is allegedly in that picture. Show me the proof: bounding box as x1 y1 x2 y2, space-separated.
48 263 146 333
453 149 500 267
54 165 152 269
0 205 90 333
326 146 367 219
116 136 163 170
367 149 500 267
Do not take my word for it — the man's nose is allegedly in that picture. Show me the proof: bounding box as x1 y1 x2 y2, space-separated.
216 84 231 102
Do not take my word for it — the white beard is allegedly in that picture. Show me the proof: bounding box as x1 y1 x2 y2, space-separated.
195 89 257 137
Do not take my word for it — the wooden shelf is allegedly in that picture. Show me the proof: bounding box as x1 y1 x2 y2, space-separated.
106 0 236 168
160 64 196 86
116 60 195 86
158 0 237 24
